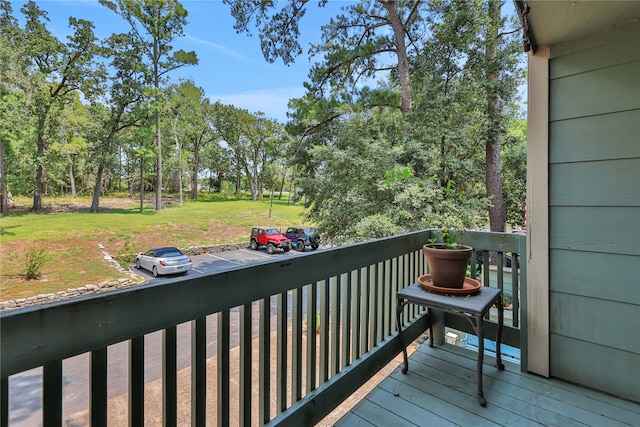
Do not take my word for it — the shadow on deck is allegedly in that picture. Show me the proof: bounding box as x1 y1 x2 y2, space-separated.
337 344 640 426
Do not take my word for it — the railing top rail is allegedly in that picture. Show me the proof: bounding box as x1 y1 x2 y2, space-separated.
1 230 434 377
464 230 526 253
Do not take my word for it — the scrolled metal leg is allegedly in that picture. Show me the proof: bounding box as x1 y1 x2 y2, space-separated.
395 298 409 374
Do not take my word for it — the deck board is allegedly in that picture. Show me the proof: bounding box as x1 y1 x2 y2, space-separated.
337 343 640 426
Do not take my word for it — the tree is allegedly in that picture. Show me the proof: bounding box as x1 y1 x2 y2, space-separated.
295 109 409 243
211 103 285 200
501 116 527 228
211 102 250 195
89 30 150 212
224 0 426 114
101 0 198 211
480 0 522 233
201 139 232 193
403 0 489 217
9 1 103 212
0 0 25 215
165 80 215 200
52 95 91 198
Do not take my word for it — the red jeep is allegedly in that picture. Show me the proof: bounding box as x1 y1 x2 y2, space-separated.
249 226 291 254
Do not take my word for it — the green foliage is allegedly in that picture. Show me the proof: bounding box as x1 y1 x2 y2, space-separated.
115 233 138 267
501 117 527 227
9 247 50 280
428 227 462 249
351 214 402 241
502 293 513 308
282 0 524 240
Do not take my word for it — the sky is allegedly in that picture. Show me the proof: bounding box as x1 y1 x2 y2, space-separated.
10 0 346 122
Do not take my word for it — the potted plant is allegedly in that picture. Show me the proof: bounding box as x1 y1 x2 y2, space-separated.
423 227 473 289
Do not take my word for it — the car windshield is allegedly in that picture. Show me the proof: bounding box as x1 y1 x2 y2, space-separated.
303 228 316 236
265 229 279 235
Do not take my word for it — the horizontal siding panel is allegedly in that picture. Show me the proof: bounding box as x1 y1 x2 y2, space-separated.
550 292 639 354
549 159 640 206
550 334 640 403
549 206 640 255
550 249 640 304
550 60 640 121
551 19 640 59
549 110 640 163
551 36 640 79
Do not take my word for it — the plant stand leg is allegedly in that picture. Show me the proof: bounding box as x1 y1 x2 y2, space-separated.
396 297 409 374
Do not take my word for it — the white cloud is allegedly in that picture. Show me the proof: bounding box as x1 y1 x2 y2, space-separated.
184 34 282 71
209 87 306 122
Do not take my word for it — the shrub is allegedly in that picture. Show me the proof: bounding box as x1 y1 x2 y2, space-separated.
116 235 138 269
11 247 50 280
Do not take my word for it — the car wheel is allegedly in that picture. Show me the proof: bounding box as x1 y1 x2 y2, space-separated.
135 259 141 269
250 240 258 250
152 266 159 277
296 241 304 251
284 246 291 252
267 243 275 255
311 244 319 250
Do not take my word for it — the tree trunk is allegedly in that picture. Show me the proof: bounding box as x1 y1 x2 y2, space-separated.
90 165 104 212
140 157 145 213
33 117 46 212
235 160 241 194
191 142 199 200
486 0 506 233
278 171 286 200
69 161 77 198
129 161 135 199
289 170 295 205
155 109 162 211
0 132 8 216
381 1 412 114
177 140 183 205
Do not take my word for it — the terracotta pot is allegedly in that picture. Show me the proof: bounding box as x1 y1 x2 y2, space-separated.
422 243 473 288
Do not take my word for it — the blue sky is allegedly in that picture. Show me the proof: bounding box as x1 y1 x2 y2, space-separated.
11 0 346 122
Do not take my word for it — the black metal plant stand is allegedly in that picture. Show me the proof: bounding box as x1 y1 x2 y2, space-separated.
396 282 505 407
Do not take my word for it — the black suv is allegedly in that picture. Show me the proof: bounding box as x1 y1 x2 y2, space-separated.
283 227 320 251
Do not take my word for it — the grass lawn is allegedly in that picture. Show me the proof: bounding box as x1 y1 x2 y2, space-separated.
0 193 308 301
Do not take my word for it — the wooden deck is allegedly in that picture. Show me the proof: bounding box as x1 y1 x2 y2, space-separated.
336 343 640 426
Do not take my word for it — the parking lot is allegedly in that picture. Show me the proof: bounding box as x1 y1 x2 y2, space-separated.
132 245 324 282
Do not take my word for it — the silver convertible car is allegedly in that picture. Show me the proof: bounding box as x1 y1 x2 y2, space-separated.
135 247 192 277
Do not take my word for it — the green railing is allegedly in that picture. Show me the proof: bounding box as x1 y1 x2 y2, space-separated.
0 230 526 426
